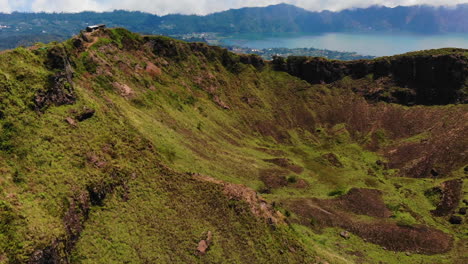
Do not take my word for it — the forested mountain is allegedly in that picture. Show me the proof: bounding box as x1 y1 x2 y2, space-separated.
0 3 467 50
160 3 468 34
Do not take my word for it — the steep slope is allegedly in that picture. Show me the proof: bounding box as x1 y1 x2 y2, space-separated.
273 49 468 105
0 28 467 264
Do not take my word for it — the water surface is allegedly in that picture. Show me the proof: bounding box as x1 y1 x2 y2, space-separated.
222 33 468 57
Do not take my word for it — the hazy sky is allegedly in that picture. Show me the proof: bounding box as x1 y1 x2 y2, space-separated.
0 0 466 14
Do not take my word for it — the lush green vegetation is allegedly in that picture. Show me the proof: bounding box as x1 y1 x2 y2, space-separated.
0 28 466 263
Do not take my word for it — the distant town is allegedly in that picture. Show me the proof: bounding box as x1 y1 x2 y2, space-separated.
226 46 375 61
170 33 375 61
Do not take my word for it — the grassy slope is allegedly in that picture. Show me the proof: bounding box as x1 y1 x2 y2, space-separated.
0 28 466 263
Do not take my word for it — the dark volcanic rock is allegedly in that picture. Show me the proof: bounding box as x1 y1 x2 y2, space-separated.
275 50 468 105
35 46 76 111
449 215 462 225
34 72 76 110
72 38 84 50
459 207 467 215
46 46 68 70
239 54 265 70
75 108 95 122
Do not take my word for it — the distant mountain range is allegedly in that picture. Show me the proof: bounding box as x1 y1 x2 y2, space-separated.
0 3 467 50
160 3 468 34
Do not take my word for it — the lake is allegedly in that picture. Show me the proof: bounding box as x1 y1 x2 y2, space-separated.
221 33 468 57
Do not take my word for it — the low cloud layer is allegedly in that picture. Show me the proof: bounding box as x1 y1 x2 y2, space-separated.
1 0 467 14
0 0 11 13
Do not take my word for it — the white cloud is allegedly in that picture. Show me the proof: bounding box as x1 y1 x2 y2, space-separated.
104 0 468 15
0 0 11 13
292 0 468 12
9 0 468 14
30 0 105 13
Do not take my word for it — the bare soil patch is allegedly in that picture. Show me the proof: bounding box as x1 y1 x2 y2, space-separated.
332 188 392 218
292 179 309 189
145 62 162 77
264 158 304 174
431 179 463 217
253 120 291 143
315 94 468 178
254 147 286 156
259 168 289 189
382 110 468 178
284 188 452 254
321 153 344 168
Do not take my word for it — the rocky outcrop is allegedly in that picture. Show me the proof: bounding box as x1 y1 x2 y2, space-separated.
196 231 213 255
35 45 76 111
146 36 266 72
34 72 76 110
75 108 95 122
29 190 90 264
273 49 468 105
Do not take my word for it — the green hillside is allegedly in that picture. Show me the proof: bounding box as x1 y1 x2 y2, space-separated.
0 28 466 264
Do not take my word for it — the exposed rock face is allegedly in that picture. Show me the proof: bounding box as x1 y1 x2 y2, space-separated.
35 45 76 111
273 49 468 105
34 72 76 110
29 190 91 264
46 46 69 70
239 54 265 70
146 37 267 71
